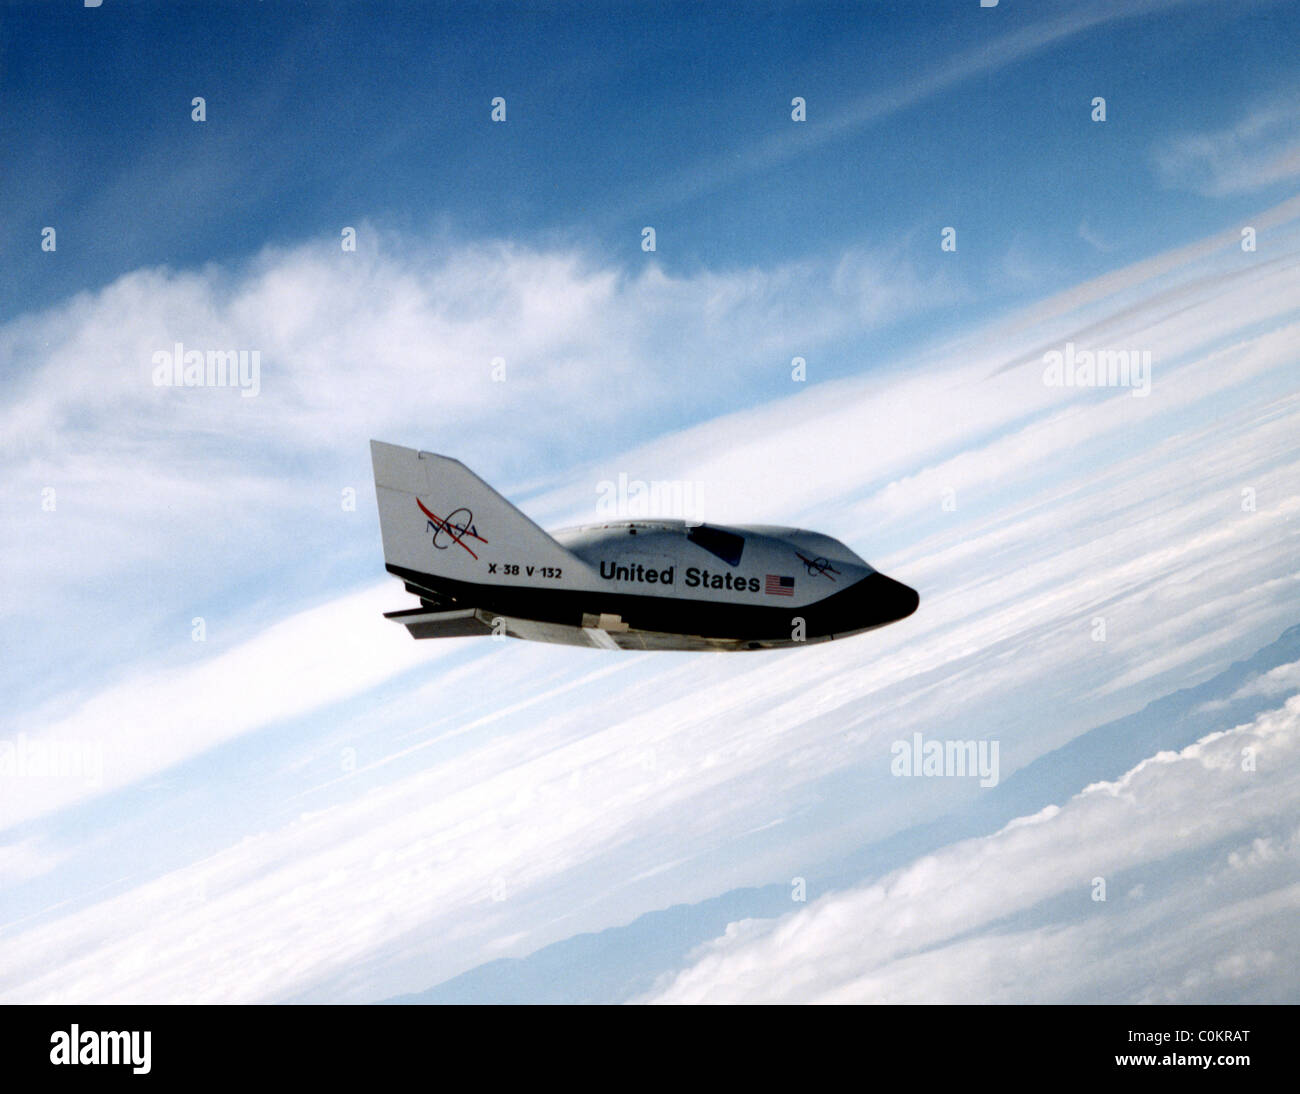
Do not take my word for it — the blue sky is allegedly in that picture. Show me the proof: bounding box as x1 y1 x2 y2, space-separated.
2 0 1299 1002
7 0 1296 321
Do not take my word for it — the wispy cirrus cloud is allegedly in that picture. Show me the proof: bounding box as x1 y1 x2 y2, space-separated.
633 0 1225 212
1152 98 1300 197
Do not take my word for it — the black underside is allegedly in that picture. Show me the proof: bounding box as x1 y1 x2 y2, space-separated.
387 564 918 642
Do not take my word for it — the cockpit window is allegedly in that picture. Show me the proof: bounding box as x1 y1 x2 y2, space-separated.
687 524 744 566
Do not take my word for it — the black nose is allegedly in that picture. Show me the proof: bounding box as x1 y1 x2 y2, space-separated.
809 570 920 637
873 572 919 622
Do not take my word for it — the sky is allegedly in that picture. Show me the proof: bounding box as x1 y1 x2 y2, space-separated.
1 0 1298 1003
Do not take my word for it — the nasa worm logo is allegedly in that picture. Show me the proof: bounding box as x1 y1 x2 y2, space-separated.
795 551 840 580
415 497 488 560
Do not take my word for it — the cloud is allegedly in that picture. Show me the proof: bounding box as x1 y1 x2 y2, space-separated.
0 236 957 469
0 231 962 729
1231 658 1300 700
1077 220 1116 254
1152 99 1300 197
2 186 1299 1004
643 695 1300 1003
635 0 1214 211
0 584 456 832
0 838 70 887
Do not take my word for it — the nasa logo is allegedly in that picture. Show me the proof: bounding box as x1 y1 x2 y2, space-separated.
415 498 487 559
796 551 840 580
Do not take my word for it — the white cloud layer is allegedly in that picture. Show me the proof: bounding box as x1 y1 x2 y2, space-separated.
1 191 1298 1003
644 696 1300 1003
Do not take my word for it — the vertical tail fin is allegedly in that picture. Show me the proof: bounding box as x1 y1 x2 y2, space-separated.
370 440 587 589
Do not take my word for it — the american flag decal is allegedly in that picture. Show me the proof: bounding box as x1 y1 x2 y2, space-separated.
765 574 795 596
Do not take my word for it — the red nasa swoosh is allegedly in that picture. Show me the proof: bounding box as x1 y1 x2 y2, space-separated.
416 497 487 559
